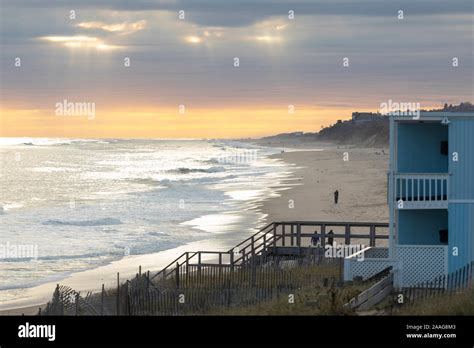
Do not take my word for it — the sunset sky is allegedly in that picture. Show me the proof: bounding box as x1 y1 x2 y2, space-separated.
1 0 473 138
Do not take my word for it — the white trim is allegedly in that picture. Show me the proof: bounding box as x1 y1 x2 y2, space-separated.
394 112 474 122
397 202 448 210
396 244 448 249
388 117 396 259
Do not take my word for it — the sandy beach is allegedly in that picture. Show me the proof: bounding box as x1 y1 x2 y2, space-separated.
0 142 389 315
262 145 389 224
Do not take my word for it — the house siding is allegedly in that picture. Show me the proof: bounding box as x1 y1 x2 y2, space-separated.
449 119 474 200
448 203 474 272
397 123 448 173
448 118 474 272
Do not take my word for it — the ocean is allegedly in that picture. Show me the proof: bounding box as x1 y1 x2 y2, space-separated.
0 138 293 301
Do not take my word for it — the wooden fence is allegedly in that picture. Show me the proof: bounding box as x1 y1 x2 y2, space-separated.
395 261 474 304
39 220 390 316
40 254 343 316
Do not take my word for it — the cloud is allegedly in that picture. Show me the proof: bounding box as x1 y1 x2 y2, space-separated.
39 35 124 50
252 36 282 43
1 0 472 119
184 35 202 44
76 20 146 35
2 0 473 27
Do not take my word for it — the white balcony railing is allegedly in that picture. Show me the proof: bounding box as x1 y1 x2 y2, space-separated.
394 173 449 209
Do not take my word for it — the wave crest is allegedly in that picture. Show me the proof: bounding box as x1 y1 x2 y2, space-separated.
172 166 225 174
42 218 122 226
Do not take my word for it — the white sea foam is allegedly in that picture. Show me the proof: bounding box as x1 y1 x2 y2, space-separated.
0 137 109 147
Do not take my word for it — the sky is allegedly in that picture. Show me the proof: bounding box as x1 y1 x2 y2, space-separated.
0 0 473 138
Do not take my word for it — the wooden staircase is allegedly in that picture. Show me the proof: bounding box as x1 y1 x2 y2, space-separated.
149 220 389 287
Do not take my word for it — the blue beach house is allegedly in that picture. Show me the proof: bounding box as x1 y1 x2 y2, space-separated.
344 112 474 288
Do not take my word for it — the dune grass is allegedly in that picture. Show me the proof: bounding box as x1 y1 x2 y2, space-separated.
44 260 375 315
393 286 474 315
204 280 369 315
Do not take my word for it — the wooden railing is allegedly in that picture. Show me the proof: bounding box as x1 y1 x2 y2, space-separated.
149 220 389 287
269 221 389 248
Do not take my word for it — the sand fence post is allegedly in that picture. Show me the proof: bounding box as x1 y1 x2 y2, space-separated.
251 237 256 286
75 292 80 316
125 280 130 315
146 271 150 291
101 284 104 315
116 272 120 315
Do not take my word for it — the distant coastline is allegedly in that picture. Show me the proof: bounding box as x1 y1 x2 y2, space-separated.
248 102 474 148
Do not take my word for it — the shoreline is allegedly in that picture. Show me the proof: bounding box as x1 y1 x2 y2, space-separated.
0 142 389 315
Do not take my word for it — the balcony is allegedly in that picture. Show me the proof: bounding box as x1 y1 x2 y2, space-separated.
394 173 449 209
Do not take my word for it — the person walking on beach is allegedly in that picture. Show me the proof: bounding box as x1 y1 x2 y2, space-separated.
334 190 339 204
327 230 335 246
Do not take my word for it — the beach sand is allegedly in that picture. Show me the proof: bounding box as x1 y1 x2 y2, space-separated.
0 143 389 315
262 146 389 224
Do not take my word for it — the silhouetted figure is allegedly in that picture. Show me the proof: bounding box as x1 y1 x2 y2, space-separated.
327 230 335 246
311 231 320 247
334 190 339 204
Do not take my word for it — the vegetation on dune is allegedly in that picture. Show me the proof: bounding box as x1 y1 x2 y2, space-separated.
205 281 369 316
392 286 474 315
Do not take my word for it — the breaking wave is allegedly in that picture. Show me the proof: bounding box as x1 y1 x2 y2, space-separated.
42 218 122 226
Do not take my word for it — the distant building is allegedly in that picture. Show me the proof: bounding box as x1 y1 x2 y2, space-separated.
351 112 383 124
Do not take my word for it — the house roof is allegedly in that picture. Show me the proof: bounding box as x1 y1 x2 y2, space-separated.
392 112 474 122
